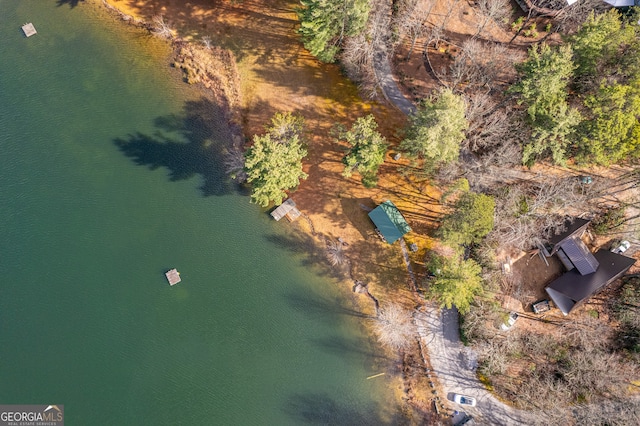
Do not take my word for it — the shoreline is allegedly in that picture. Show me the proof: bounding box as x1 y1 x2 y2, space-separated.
98 0 434 422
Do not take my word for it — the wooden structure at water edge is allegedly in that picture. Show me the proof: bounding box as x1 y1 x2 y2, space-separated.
165 269 181 286
22 23 37 37
270 198 301 222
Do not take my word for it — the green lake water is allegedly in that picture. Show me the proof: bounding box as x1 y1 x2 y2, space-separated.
0 1 401 424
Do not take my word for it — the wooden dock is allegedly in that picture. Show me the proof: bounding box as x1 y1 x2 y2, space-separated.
270 198 301 222
165 269 181 286
22 23 37 38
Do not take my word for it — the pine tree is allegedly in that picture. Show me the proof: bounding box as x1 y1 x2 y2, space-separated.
244 113 308 207
439 191 495 247
338 115 388 188
400 88 468 172
426 254 483 314
298 0 371 63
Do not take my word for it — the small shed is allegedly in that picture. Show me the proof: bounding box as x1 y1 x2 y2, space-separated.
368 200 411 244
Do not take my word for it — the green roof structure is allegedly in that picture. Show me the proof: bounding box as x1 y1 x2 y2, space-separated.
368 200 411 244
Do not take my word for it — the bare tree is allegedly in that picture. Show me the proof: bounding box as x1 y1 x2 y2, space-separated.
485 174 600 251
201 35 213 50
372 303 416 351
395 0 436 59
573 399 640 426
445 40 517 94
325 239 346 267
475 0 511 39
224 144 247 183
341 34 377 98
551 0 610 34
340 0 389 98
152 15 174 39
440 0 463 31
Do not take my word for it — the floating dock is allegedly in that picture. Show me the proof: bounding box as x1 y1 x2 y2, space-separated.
165 269 181 286
22 23 37 37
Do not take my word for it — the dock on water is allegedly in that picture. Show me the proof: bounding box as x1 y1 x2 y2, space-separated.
270 198 301 222
22 23 37 37
165 269 181 286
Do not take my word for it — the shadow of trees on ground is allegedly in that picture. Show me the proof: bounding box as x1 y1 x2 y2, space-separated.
114 98 236 196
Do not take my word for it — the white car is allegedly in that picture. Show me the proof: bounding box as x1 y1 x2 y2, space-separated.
611 241 631 254
500 312 519 331
453 394 477 407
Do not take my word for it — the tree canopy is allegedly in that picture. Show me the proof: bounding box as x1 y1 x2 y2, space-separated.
400 88 468 172
244 112 308 207
439 191 495 247
298 0 370 63
337 114 388 188
570 10 640 165
426 254 484 314
511 9 640 166
510 43 580 166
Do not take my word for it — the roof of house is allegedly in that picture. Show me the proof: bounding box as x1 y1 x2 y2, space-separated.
549 217 591 250
603 0 637 7
558 237 599 275
545 249 636 315
368 200 411 244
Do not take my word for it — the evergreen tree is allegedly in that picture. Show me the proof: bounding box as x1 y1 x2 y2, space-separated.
569 9 640 164
578 82 640 165
571 9 635 82
439 191 495 247
338 114 388 188
298 0 371 63
244 112 308 207
426 254 483 314
400 88 468 172
510 44 580 165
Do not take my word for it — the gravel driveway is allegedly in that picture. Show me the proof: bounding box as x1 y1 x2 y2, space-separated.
416 305 535 425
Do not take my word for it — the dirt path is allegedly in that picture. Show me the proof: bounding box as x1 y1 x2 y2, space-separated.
373 30 417 115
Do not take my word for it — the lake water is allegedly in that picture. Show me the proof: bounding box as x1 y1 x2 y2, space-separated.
0 1 401 424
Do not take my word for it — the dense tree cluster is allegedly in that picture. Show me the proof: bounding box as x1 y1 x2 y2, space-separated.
511 9 640 166
240 2 640 418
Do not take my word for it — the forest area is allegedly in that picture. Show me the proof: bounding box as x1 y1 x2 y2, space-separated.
293 0 640 423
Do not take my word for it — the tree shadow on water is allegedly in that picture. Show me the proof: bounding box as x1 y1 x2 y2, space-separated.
114 98 236 196
284 393 389 426
56 0 84 8
310 335 391 362
284 288 371 322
